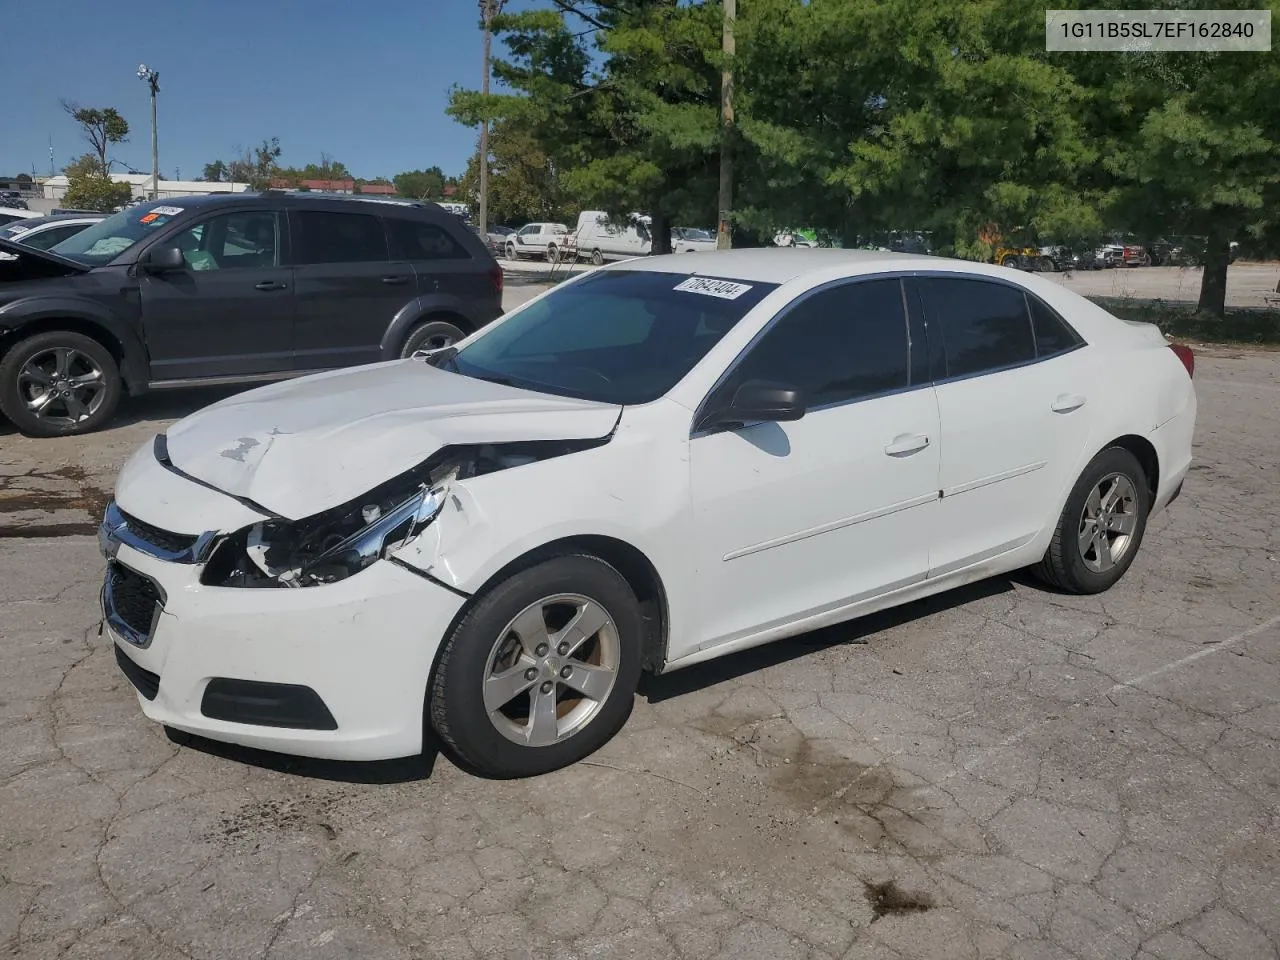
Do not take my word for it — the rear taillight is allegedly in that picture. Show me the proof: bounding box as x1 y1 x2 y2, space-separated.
1169 343 1195 378
489 264 503 295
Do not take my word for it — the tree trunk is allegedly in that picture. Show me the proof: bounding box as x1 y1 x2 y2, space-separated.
651 210 672 255
1197 232 1230 316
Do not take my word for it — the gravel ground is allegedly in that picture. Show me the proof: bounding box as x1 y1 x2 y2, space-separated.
1 326 1279 958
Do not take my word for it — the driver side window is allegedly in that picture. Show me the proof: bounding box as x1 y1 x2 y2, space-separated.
721 278 911 411
172 211 279 271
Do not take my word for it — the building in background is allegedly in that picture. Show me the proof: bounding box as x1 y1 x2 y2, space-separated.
39 174 249 203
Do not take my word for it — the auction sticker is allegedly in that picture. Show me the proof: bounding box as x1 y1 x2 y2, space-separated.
673 276 753 300
150 205 184 216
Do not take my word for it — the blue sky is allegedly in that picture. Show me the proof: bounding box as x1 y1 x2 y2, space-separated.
2 0 545 182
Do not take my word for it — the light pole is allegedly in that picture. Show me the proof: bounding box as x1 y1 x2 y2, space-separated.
137 63 160 200
478 0 505 231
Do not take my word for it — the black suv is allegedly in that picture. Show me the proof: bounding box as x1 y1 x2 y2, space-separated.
0 193 503 436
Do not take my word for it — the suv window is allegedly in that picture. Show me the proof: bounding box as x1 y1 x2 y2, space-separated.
387 218 470 261
1029 295 1084 357
172 211 279 271
920 277 1035 378
293 210 388 264
24 224 88 251
727 278 910 410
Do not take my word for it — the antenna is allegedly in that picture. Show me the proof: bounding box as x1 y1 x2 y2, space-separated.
48 136 54 176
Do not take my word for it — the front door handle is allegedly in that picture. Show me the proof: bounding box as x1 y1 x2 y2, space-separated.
884 433 931 457
254 280 287 292
1051 393 1087 414
380 275 410 285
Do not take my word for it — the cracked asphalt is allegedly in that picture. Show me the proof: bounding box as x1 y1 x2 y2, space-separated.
2 342 1279 959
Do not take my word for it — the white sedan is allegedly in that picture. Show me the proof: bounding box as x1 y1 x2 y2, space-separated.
101 250 1196 777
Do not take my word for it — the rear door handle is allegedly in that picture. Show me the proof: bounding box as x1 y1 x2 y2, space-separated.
884 433 930 457
381 275 410 285
1051 393 1087 414
254 280 287 292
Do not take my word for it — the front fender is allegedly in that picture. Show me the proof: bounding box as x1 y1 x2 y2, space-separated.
0 295 149 391
378 294 485 361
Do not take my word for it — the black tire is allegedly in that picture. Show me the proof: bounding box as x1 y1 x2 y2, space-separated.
590 248 604 266
0 330 122 437
430 553 644 778
505 242 518 261
399 319 467 358
1032 447 1150 594
546 243 558 263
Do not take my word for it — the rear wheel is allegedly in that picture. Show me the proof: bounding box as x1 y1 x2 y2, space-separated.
429 554 643 778
1037 256 1056 273
1032 447 1150 594
1000 254 1020 269
400 319 467 358
546 243 558 263
0 331 121 437
590 248 604 266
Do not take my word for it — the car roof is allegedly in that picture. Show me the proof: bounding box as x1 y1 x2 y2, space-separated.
601 248 944 284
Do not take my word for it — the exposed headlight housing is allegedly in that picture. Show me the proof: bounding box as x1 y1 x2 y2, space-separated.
200 439 606 588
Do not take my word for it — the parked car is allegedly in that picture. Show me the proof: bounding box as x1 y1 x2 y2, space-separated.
670 226 717 253
504 222 575 262
480 224 516 255
99 248 1196 777
0 193 503 437
0 213 104 259
0 206 40 228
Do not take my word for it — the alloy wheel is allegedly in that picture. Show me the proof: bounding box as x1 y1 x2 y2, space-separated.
482 593 620 747
16 347 107 427
1078 473 1138 573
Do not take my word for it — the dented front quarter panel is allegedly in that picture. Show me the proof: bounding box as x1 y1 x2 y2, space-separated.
391 398 699 649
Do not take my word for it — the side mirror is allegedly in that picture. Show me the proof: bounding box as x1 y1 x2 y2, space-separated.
702 379 806 431
141 245 185 274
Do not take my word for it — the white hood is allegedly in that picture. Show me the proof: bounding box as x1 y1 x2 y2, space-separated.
164 360 622 519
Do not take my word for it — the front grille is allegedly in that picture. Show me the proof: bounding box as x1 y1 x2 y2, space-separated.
119 509 199 555
107 563 163 640
114 644 160 700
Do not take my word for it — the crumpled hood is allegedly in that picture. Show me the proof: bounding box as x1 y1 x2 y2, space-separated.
165 360 622 519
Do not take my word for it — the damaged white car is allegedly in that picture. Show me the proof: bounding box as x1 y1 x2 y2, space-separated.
101 249 1196 777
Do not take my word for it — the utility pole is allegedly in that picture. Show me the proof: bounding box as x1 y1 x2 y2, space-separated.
716 0 735 250
478 0 505 231
137 64 161 199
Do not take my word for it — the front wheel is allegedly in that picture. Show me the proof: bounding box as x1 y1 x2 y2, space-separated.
590 248 604 266
1031 447 1150 594
429 554 643 778
546 243 558 263
0 331 122 437
505 242 518 261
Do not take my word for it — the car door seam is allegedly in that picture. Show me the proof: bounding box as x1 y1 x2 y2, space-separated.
943 460 1047 499
723 491 940 562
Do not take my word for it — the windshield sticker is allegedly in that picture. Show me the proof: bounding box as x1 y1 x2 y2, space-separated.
85 237 135 256
139 213 159 224
150 205 184 216
673 276 754 300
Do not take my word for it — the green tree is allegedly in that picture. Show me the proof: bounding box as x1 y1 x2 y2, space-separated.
394 166 448 200
62 174 132 212
63 153 102 181
60 101 129 177
223 138 283 190
202 160 228 182
457 121 570 224
1089 33 1280 315
449 0 722 253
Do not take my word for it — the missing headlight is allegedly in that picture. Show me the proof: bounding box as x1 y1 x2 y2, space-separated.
200 438 607 588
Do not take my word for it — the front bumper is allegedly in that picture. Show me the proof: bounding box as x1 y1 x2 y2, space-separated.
102 533 466 762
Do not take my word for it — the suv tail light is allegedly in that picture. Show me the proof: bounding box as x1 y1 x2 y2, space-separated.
1169 343 1195 378
489 264 503 296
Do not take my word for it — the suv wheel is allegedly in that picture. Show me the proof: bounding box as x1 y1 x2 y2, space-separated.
400 319 467 358
0 331 122 437
429 553 643 778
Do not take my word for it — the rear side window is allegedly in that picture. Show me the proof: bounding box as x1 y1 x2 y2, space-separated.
293 210 388 264
1029 295 1083 357
921 277 1035 378
730 278 910 409
386 218 470 260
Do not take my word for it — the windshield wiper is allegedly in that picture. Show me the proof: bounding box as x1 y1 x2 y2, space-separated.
424 346 459 370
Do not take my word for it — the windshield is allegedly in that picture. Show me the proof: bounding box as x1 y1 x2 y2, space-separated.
49 201 187 265
446 269 777 404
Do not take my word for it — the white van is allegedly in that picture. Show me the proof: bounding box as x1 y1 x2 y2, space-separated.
574 211 651 265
